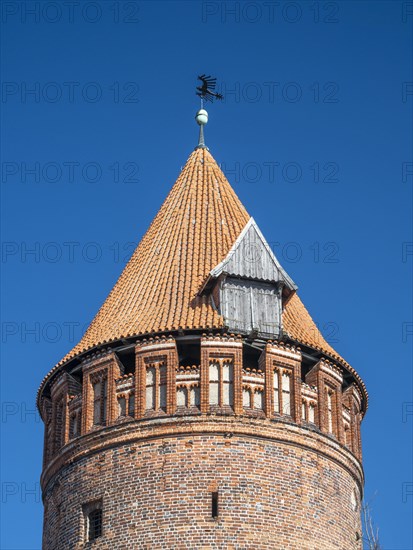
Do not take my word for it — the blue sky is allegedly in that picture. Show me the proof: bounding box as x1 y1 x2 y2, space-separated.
1 1 412 548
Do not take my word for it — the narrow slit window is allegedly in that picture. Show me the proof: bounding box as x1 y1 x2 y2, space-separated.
209 363 219 405
273 370 280 413
282 372 291 415
118 396 126 417
145 367 156 410
254 389 263 410
177 386 187 407
344 424 350 447
243 388 251 408
222 362 234 406
159 364 167 410
189 385 200 407
54 400 64 451
93 381 101 424
327 390 334 433
69 412 79 439
128 393 135 417
211 492 219 518
102 379 107 424
308 403 315 423
46 419 53 460
93 377 108 426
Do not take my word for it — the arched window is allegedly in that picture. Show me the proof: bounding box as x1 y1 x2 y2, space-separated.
54 398 65 451
308 402 315 423
189 385 200 408
209 362 219 405
254 389 264 410
145 367 156 410
209 360 234 407
273 368 292 416
302 401 307 420
128 393 135 417
243 387 251 408
273 369 280 413
159 365 167 410
222 361 234 406
69 411 81 439
93 378 107 426
146 363 167 412
327 390 334 433
281 372 291 415
177 386 187 407
117 396 126 417
83 500 103 542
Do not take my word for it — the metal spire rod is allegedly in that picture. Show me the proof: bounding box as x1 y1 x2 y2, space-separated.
194 74 224 151
197 123 206 148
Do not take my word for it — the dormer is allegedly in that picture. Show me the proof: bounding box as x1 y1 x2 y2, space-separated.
201 218 297 338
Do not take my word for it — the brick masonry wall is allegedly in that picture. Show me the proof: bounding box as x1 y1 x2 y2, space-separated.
41 416 363 550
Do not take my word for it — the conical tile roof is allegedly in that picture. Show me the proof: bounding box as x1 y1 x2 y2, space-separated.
59 148 348 369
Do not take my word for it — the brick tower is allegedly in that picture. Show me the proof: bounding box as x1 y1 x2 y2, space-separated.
38 110 367 549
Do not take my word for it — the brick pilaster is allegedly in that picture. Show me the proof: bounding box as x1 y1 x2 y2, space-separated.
343 384 363 460
50 373 70 452
306 359 344 443
81 351 121 434
261 342 302 421
200 342 210 414
200 334 243 415
135 336 178 418
41 397 52 467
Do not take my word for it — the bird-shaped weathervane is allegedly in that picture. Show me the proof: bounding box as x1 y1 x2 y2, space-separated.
196 74 224 104
194 74 223 150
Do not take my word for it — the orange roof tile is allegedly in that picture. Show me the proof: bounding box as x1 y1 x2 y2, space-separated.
57 148 353 375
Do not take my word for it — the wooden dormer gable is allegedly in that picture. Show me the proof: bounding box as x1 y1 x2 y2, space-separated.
203 218 297 339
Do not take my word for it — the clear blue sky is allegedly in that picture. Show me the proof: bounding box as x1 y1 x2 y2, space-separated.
1 1 412 548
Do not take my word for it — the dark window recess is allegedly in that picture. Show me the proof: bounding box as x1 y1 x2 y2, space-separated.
88 508 102 541
93 378 107 426
118 396 126 417
176 339 201 368
128 393 135 416
69 414 76 439
54 400 64 452
83 501 103 542
211 492 219 518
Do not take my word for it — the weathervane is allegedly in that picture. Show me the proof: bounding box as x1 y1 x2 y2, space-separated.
195 74 224 150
